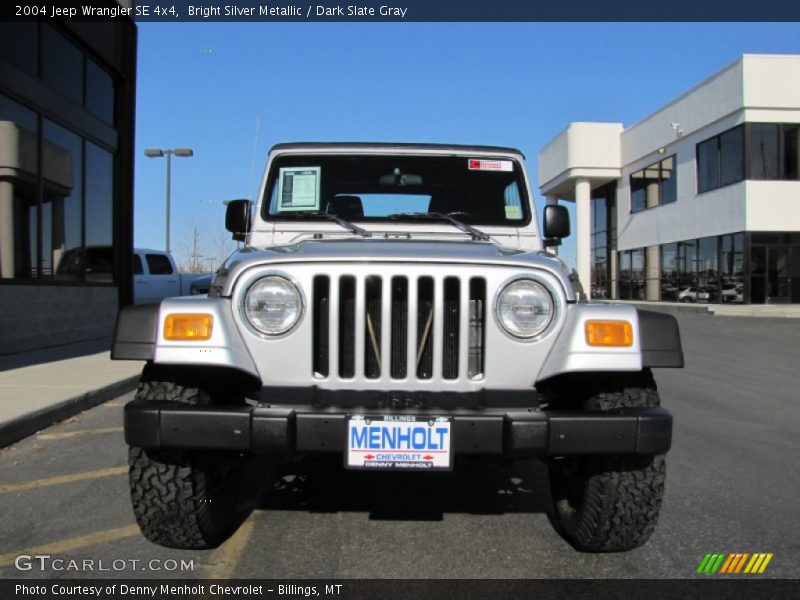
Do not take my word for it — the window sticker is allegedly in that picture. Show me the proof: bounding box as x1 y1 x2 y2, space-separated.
277 166 321 211
468 158 513 172
505 205 522 219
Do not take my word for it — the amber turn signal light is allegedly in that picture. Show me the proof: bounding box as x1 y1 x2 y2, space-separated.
164 314 213 341
585 320 633 347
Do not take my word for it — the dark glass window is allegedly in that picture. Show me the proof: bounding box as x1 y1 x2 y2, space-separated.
0 93 38 132
697 236 718 302
133 254 143 275
0 96 39 279
720 126 744 187
42 25 84 105
86 59 114 124
43 120 83 280
783 125 798 180
630 171 645 213
617 248 645 300
720 233 744 304
677 241 697 293
85 142 113 247
0 22 38 77
660 156 676 204
660 243 679 301
146 254 173 275
590 184 615 300
644 165 660 208
697 138 718 194
748 124 780 180
630 155 677 212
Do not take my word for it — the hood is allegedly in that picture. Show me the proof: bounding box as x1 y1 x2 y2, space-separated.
216 239 575 300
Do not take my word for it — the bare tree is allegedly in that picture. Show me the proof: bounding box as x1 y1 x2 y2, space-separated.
209 228 236 273
175 219 210 273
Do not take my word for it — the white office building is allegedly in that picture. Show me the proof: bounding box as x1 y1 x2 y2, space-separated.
538 54 800 304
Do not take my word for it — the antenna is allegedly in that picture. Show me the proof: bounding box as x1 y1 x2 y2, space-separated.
247 117 261 201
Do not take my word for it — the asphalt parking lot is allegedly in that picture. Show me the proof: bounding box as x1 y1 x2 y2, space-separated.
0 313 798 579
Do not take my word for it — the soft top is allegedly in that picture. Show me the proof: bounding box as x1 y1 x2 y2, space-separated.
269 142 526 158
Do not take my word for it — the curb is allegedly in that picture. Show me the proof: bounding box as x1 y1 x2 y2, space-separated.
0 375 140 448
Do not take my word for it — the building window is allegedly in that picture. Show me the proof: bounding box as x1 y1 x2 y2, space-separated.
746 123 800 181
660 243 679 301
0 95 39 280
44 120 83 280
590 184 616 299
0 93 116 283
697 125 745 193
618 248 645 300
86 59 115 124
630 155 677 212
42 25 84 105
85 142 113 247
697 236 719 302
0 21 38 77
720 233 744 304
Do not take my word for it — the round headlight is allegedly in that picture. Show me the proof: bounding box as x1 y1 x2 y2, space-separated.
243 275 303 335
496 279 554 339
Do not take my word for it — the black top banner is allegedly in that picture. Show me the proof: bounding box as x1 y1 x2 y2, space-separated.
4 0 800 22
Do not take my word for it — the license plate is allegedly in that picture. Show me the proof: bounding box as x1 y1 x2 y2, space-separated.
346 415 452 471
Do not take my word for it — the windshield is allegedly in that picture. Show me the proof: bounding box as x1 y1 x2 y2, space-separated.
262 154 529 227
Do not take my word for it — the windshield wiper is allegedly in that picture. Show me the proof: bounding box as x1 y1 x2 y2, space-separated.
278 212 371 238
388 212 490 241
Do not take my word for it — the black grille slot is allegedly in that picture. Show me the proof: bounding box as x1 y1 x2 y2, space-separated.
469 277 486 378
312 275 329 377
338 276 356 378
443 277 460 380
390 276 408 379
312 271 486 382
416 277 434 379
364 276 382 379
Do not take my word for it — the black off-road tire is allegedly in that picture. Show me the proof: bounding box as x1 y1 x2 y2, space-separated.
548 369 666 552
128 365 245 549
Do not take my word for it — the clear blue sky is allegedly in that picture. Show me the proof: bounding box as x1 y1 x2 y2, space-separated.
134 22 800 268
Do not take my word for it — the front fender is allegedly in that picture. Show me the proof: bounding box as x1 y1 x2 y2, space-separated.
537 303 642 381
111 297 259 379
536 305 683 381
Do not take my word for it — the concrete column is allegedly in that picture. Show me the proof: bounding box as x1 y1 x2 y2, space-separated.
51 197 65 274
0 180 14 278
575 178 591 296
646 245 660 301
610 247 618 300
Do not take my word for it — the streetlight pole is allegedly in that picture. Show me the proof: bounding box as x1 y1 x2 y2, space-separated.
144 147 194 253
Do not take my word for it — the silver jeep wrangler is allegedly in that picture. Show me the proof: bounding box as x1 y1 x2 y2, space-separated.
112 143 683 552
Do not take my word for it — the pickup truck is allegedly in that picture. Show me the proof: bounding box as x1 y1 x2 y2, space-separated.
133 248 210 304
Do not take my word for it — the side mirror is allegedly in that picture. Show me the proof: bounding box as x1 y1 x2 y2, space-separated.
543 204 570 245
225 199 251 242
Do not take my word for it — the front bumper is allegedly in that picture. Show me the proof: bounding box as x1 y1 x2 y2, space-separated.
124 399 672 457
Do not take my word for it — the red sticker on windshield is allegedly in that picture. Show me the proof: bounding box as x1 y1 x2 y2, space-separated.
468 159 513 172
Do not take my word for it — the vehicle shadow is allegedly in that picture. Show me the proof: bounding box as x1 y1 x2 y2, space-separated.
251 455 556 522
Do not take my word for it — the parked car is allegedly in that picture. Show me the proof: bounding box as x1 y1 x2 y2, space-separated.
133 248 210 304
55 246 114 283
189 273 214 295
678 286 710 303
721 283 744 303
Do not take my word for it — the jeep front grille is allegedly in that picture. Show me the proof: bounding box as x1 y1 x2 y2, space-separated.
312 274 485 382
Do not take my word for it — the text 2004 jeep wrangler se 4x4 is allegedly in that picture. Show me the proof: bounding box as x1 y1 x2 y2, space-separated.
112 143 683 552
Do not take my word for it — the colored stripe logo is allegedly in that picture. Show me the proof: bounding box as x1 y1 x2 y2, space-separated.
696 552 773 574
